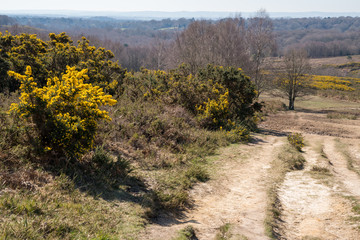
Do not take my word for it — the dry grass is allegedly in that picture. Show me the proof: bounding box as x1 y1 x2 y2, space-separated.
213 223 249 240
308 142 333 183
327 112 357 120
309 166 332 185
0 174 147 239
0 91 242 239
261 99 287 115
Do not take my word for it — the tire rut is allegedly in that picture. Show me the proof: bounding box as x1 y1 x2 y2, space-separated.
277 135 360 240
139 135 283 240
324 138 360 198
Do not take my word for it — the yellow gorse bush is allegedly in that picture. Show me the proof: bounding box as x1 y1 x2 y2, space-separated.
308 74 356 91
8 66 117 158
196 88 232 129
123 64 260 133
287 133 304 151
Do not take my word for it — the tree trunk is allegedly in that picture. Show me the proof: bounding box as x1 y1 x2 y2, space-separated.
288 95 295 110
288 99 294 110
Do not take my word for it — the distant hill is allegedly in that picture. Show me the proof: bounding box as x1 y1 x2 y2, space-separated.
0 15 17 25
0 10 360 20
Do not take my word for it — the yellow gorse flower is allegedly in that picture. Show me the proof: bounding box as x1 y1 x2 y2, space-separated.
308 74 357 91
9 65 117 158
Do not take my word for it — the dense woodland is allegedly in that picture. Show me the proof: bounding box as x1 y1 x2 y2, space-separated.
1 14 360 71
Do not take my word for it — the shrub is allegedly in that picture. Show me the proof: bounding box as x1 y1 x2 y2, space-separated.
123 64 260 131
225 125 251 143
197 65 262 124
196 89 231 130
185 164 209 182
8 66 117 159
173 225 197 240
287 133 304 151
0 32 126 94
92 146 132 179
92 146 112 166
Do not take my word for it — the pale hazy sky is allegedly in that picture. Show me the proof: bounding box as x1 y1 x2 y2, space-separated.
2 0 360 12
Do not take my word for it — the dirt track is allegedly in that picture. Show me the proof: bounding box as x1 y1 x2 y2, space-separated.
140 135 283 240
277 135 360 239
140 106 360 240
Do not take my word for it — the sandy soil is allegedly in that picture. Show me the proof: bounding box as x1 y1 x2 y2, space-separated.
139 105 360 240
140 136 283 240
277 135 360 240
264 109 360 240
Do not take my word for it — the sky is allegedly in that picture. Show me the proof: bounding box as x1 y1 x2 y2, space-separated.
2 0 360 13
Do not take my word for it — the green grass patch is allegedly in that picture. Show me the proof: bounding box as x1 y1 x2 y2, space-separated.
214 223 232 240
295 95 360 110
213 223 248 240
344 196 360 230
172 225 197 240
327 112 357 120
0 180 147 239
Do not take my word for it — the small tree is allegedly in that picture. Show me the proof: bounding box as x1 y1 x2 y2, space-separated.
8 66 117 159
277 49 310 110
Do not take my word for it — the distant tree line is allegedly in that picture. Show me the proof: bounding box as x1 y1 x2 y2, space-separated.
1 13 360 108
273 17 360 57
2 14 360 61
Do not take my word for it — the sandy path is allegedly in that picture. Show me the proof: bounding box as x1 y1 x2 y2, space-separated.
139 135 283 240
140 108 360 240
278 141 334 239
276 132 360 239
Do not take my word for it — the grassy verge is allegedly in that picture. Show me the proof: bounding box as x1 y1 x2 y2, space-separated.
265 142 306 239
0 93 248 239
343 196 360 230
0 174 146 239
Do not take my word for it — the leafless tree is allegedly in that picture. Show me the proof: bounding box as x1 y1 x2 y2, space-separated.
214 18 250 69
277 48 311 110
172 20 215 73
143 32 171 70
247 9 277 97
170 18 251 73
